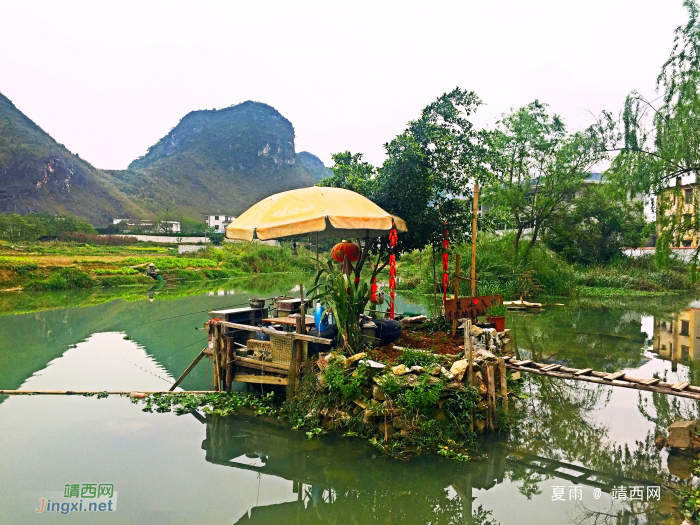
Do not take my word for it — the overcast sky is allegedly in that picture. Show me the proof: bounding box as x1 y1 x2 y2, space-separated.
0 0 688 170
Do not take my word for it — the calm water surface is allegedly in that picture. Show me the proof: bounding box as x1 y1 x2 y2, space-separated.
0 282 698 524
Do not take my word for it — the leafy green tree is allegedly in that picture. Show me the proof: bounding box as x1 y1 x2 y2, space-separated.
319 88 486 278
483 101 603 263
599 0 700 267
544 182 647 265
318 151 377 198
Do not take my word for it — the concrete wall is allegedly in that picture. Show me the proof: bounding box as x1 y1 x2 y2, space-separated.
621 247 699 263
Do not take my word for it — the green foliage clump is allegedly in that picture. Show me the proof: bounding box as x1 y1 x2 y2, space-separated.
397 348 439 368
135 391 278 417
27 267 94 290
324 358 367 403
381 373 443 413
13 263 38 275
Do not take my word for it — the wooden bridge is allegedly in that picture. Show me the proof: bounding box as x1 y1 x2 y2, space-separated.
504 355 700 401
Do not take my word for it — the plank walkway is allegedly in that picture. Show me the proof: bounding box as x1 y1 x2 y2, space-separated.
504 356 700 401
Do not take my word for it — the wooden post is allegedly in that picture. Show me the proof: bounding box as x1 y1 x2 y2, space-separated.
287 284 305 401
451 254 461 337
465 320 474 386
471 183 479 298
497 358 508 398
225 338 234 392
315 232 319 270
168 349 207 392
485 363 496 431
212 324 221 391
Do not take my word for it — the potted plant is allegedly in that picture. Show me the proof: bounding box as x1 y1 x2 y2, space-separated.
485 303 507 332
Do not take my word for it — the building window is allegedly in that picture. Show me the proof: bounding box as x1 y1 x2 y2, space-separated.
215 215 219 220
681 320 690 336
683 240 692 247
686 188 694 204
682 345 690 359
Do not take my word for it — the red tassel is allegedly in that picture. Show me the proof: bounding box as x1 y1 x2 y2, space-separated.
389 291 395 318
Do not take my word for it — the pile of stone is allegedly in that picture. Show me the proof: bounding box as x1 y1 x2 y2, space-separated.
465 324 512 355
317 345 515 436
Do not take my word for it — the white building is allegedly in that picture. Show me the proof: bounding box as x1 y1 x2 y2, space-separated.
206 215 235 232
111 218 180 233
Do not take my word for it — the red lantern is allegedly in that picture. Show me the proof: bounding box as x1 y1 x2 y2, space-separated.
370 276 379 303
331 241 361 263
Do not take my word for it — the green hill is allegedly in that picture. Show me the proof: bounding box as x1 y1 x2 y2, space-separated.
0 95 327 224
297 151 332 181
0 93 144 224
109 101 320 219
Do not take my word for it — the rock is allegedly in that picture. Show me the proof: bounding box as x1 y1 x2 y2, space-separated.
655 435 667 450
346 352 367 366
373 385 385 401
392 364 410 376
359 359 387 377
378 422 395 438
336 411 351 424
510 371 521 381
440 367 454 381
401 315 427 325
317 373 327 388
668 420 698 449
668 450 697 479
427 364 441 376
470 326 484 337
410 365 425 374
449 360 468 381
405 373 419 386
354 398 368 410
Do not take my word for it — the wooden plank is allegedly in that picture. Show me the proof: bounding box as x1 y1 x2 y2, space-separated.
513 359 533 367
574 368 593 376
672 381 690 391
169 349 207 392
0 390 216 395
604 371 626 381
217 320 332 344
641 378 660 385
498 358 508 398
542 364 561 372
233 357 289 374
233 374 288 386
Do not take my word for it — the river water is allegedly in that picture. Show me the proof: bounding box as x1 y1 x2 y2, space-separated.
0 280 698 524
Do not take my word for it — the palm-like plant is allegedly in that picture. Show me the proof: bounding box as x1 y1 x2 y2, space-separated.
310 260 370 355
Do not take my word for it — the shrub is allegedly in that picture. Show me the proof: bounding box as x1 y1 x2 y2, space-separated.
397 348 439 368
324 359 368 403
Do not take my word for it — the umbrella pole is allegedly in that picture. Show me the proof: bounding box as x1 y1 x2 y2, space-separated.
316 232 319 270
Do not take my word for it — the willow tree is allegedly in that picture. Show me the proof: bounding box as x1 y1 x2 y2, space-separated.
600 0 700 267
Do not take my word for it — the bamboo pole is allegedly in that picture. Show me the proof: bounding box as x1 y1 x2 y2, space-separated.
213 321 331 344
169 349 207 392
451 254 461 337
471 183 479 298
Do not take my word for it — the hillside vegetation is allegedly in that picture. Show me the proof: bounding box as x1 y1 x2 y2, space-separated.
0 95 325 225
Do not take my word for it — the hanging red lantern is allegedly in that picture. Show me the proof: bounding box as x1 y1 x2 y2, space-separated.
331 240 361 263
389 220 398 319
370 276 379 303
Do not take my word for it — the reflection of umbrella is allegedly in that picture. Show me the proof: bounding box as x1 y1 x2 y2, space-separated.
225 187 406 241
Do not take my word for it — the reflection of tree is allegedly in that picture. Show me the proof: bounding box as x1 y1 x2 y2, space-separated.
508 376 672 489
638 390 700 435
509 307 648 372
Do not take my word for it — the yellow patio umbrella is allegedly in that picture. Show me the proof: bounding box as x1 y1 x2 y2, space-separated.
225 187 407 241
